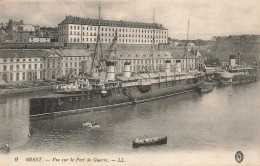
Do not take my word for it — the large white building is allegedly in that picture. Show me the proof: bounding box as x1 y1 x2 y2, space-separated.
58 16 168 45
0 50 44 83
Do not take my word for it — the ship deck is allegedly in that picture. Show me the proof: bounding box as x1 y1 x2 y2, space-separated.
33 93 81 99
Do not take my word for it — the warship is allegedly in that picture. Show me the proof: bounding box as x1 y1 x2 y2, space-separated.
29 5 204 118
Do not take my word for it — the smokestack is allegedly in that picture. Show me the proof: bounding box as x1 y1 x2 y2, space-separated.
229 55 236 68
123 61 131 77
165 60 171 73
106 61 115 81
175 60 181 73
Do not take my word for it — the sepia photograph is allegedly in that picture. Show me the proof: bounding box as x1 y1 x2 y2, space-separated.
0 0 260 165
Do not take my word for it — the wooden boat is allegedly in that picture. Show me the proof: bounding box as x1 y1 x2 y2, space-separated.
132 136 167 148
0 144 10 154
83 122 100 128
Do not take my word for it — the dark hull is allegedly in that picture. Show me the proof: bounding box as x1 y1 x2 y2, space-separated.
232 75 257 84
30 77 204 118
132 136 167 148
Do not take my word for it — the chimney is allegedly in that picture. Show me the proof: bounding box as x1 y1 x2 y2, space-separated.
229 55 236 68
106 61 115 81
175 60 181 73
123 61 131 77
164 60 171 73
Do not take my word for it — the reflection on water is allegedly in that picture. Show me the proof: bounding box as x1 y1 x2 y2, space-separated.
0 83 260 153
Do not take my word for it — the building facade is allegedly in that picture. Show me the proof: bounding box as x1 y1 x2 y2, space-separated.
0 48 201 84
29 37 51 43
58 16 168 45
0 50 44 83
212 35 260 65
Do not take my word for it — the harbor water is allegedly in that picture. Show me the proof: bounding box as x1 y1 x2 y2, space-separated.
0 82 260 153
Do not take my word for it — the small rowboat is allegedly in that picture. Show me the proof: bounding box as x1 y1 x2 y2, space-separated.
83 122 100 128
0 145 10 154
132 136 167 148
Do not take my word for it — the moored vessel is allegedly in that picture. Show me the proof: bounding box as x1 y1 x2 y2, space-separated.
30 61 204 118
132 136 167 148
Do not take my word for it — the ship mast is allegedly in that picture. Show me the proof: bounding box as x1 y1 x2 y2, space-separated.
93 2 104 73
186 7 193 72
150 8 155 73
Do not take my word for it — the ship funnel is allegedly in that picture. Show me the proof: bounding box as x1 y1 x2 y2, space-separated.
165 60 171 73
123 61 131 77
229 55 236 68
106 61 115 81
175 60 181 73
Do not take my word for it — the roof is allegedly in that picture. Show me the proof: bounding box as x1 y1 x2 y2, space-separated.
169 49 196 59
0 49 44 58
228 35 241 40
216 36 229 41
115 50 172 59
59 16 167 30
43 49 92 57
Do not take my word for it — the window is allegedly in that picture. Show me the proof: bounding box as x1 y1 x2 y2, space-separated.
16 73 19 81
34 64 37 69
22 72 25 80
10 65 13 71
16 65 19 70
10 59 13 62
75 62 77 67
29 59 31 62
23 64 25 69
10 73 13 81
70 26 72 29
29 64 31 69
40 71 42 79
3 59 7 62
17 59 20 62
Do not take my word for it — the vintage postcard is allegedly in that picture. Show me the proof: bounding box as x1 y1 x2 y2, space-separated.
0 0 260 165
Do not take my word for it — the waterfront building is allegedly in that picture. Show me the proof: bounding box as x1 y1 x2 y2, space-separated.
212 35 260 65
43 49 91 80
0 49 44 83
58 16 168 45
41 50 62 80
107 49 198 74
29 37 51 43
0 48 201 83
195 51 205 70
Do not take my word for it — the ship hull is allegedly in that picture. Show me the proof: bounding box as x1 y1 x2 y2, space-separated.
30 77 204 118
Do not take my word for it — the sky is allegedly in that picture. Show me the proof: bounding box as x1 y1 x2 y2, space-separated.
0 0 260 40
